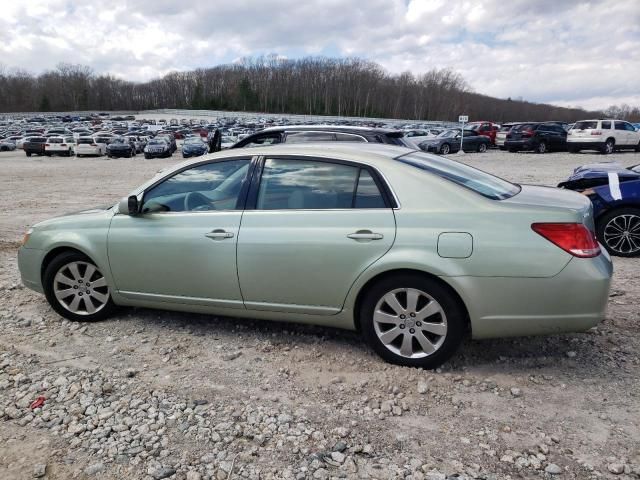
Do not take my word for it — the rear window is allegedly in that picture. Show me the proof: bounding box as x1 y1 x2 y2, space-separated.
573 121 598 130
28 137 46 143
77 138 94 144
47 138 63 143
397 151 521 200
512 123 537 132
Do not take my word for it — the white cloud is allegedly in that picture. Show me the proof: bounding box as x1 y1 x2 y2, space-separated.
0 0 638 110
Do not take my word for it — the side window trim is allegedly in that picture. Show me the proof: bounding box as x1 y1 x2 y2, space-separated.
245 155 398 211
139 156 258 214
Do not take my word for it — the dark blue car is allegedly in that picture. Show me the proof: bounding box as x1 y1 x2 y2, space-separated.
181 136 209 158
559 162 640 257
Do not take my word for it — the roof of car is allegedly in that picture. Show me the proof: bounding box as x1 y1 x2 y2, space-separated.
259 125 402 134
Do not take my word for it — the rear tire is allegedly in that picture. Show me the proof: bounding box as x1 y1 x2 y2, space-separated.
360 274 466 369
43 251 116 322
635 142 640 153
601 138 615 155
439 143 451 155
596 207 640 257
536 141 547 154
477 143 487 153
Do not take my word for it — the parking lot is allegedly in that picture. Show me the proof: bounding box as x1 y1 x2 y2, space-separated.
1 147 639 479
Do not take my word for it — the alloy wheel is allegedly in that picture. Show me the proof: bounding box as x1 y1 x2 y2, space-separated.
53 261 110 315
605 140 614 154
603 214 640 255
441 144 450 155
373 288 447 359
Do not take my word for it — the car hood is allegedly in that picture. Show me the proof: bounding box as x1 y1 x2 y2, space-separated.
33 206 113 229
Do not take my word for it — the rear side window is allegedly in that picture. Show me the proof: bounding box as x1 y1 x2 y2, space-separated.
573 121 598 130
397 151 521 200
334 133 366 142
601 121 611 129
256 158 387 210
354 170 386 208
285 131 336 143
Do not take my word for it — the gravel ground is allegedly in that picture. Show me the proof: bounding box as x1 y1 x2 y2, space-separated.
1 147 639 480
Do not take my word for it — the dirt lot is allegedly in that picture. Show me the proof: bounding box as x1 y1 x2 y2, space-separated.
1 147 639 480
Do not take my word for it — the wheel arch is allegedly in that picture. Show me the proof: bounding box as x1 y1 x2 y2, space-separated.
40 246 96 282
352 268 471 333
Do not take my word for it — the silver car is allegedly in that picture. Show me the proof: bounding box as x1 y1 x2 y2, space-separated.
18 144 613 368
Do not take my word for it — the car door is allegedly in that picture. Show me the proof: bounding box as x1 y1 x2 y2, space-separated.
236 156 396 315
624 122 639 147
107 157 254 308
614 121 629 146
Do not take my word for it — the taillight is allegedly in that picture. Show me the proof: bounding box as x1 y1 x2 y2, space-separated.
61 143 66 146
531 223 600 258
590 131 602 136
521 129 534 138
91 144 97 146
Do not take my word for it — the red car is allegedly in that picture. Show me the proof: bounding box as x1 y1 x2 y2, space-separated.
466 121 499 145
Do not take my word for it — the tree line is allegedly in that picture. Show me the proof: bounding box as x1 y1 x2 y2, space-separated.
1 56 638 122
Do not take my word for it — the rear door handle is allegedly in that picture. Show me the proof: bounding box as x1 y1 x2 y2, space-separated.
347 230 384 241
205 229 234 240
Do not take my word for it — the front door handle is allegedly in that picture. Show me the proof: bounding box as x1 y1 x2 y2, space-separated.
347 230 384 241
205 229 234 240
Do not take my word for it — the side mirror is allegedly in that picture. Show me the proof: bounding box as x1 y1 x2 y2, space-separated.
118 195 139 215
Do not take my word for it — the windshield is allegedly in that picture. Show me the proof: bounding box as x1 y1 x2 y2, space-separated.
437 129 460 138
396 151 521 200
185 137 204 144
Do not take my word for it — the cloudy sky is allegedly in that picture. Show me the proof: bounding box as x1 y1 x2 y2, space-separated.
1 0 638 110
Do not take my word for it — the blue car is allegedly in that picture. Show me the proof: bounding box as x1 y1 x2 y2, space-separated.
181 136 209 158
559 162 640 256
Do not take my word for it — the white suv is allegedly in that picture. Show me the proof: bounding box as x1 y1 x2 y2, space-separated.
568 119 640 154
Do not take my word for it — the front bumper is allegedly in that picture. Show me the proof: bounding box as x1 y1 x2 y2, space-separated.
445 251 613 339
145 150 171 158
18 247 45 293
108 150 132 157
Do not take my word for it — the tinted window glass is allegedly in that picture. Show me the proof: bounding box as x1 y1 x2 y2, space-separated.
48 138 63 143
573 121 598 130
397 151 521 200
334 133 367 142
624 122 635 131
512 124 536 132
257 159 359 210
286 131 336 143
243 133 281 147
615 121 626 130
354 170 386 208
142 159 249 213
77 138 94 144
601 121 611 129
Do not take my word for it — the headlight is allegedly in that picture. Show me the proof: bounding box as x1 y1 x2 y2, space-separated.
22 228 33 246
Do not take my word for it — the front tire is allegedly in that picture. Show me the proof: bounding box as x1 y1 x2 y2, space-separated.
477 143 487 153
536 141 547 154
43 252 116 321
597 208 640 257
360 274 466 369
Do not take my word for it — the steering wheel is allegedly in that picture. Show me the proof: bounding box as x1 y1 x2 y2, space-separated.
184 191 215 211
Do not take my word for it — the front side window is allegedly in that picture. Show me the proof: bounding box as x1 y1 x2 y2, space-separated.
256 158 386 210
142 159 250 213
615 121 626 130
624 122 636 131
397 151 521 200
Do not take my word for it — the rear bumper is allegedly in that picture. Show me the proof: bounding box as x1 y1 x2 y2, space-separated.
504 140 535 150
567 140 604 150
444 251 613 339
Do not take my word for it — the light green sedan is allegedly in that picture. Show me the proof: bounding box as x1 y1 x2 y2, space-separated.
18 144 613 368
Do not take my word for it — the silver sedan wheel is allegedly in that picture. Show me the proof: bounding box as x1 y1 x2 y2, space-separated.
603 214 640 255
373 288 447 359
53 261 110 315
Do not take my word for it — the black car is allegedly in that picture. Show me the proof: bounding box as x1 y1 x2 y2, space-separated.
231 125 413 148
504 123 567 153
23 137 47 156
106 137 136 158
155 134 177 153
144 139 172 159
181 137 209 158
418 129 491 155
